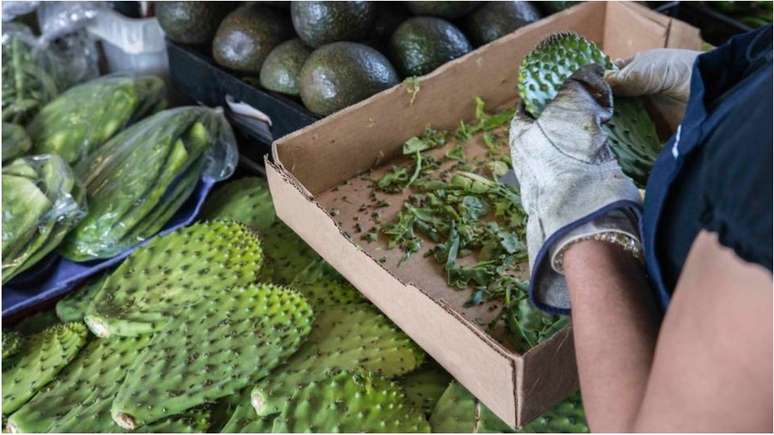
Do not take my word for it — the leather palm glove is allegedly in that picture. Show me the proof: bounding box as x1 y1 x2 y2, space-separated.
605 48 701 132
510 64 642 314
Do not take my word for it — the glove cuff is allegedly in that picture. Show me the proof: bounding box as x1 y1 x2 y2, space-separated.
528 200 644 315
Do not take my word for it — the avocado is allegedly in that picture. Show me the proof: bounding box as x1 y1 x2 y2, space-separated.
406 1 480 19
260 39 312 96
389 17 472 77
156 2 236 45
463 1 541 46
299 42 399 115
212 4 293 73
291 1 377 48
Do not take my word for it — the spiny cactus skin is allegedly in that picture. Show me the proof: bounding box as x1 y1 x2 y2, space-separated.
517 392 588 433
259 220 321 284
251 304 425 418
2 330 22 359
290 259 364 309
7 334 151 433
517 32 662 188
111 284 314 429
220 390 276 433
56 273 108 322
507 298 569 353
518 32 613 118
14 310 60 336
399 362 453 416
272 369 431 433
201 177 276 232
141 406 212 433
84 221 263 337
2 322 89 415
429 381 513 433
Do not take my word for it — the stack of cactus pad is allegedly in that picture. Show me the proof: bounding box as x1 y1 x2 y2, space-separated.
28 74 167 166
2 177 590 432
518 32 662 187
1 154 86 283
59 106 235 261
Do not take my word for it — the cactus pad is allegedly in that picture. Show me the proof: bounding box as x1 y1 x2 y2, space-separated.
84 221 263 337
56 273 108 322
517 32 662 187
14 309 60 336
251 304 425 418
2 330 22 359
201 177 276 232
111 284 314 429
518 392 588 433
290 259 364 309
259 220 322 284
429 380 513 433
2 322 89 415
7 334 151 433
272 369 431 433
399 362 453 416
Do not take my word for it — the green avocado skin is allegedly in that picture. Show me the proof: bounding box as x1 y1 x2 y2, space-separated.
156 1 236 45
463 1 542 46
291 1 377 48
212 4 293 73
406 1 480 19
389 17 472 77
299 42 399 116
260 39 312 96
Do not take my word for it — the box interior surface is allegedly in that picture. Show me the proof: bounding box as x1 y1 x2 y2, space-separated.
269 2 701 426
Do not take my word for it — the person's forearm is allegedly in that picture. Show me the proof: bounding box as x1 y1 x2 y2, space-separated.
563 240 661 432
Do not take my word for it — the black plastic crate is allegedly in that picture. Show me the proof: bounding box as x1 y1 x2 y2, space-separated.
655 1 753 46
167 40 319 156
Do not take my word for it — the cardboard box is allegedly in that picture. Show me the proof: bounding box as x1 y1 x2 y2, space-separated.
266 2 701 427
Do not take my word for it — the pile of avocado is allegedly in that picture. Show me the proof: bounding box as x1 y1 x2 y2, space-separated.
157 1 577 117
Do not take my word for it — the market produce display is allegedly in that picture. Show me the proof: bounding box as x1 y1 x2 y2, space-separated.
28 75 167 166
518 32 662 187
59 106 235 262
2 154 86 283
159 1 558 117
1 24 59 125
1 122 31 163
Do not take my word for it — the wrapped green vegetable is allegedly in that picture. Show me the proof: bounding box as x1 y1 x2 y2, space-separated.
2 122 31 163
1 24 60 125
29 75 167 166
59 106 237 262
2 154 86 283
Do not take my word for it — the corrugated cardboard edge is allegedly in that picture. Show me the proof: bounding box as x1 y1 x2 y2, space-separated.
266 157 521 426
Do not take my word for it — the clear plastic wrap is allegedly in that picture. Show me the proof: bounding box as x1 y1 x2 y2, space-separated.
1 23 60 124
2 122 32 163
2 154 86 283
36 1 106 42
59 106 238 262
28 73 167 166
1 1 39 22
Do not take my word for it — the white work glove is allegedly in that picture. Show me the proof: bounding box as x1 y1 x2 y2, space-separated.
510 65 642 314
605 48 701 132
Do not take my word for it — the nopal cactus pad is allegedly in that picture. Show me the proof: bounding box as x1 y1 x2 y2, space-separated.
111 284 314 429
518 392 588 433
56 273 108 322
259 220 322 284
290 258 364 309
7 334 152 433
2 322 89 415
272 369 431 433
2 330 22 359
84 221 263 337
517 32 613 118
251 304 425 418
398 362 453 416
429 381 513 433
201 176 276 232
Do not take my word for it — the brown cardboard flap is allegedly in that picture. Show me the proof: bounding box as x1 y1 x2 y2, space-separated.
273 2 607 196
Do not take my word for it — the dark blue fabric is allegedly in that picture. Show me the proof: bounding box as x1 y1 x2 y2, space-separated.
642 25 773 310
2 177 218 318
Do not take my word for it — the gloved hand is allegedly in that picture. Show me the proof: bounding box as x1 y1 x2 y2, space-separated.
605 48 701 132
510 64 642 313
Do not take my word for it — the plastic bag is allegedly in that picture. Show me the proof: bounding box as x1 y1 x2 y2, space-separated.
1 23 60 124
1 1 39 22
2 122 32 163
59 106 238 261
28 74 167 166
44 29 100 89
2 154 86 283
36 1 106 42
